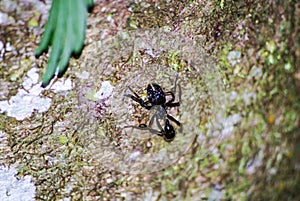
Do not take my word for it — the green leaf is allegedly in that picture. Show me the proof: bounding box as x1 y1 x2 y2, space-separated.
36 0 94 87
35 0 59 56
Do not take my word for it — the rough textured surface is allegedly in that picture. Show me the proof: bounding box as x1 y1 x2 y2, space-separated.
0 0 299 200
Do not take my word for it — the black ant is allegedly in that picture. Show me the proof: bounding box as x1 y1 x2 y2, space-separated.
124 75 181 142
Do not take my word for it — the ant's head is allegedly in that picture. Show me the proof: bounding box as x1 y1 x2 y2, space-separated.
147 83 166 105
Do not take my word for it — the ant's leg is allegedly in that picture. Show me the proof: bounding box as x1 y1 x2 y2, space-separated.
127 86 141 99
124 124 146 130
177 80 182 103
167 114 183 133
134 113 165 137
124 113 163 135
167 114 181 126
144 113 165 137
164 73 178 104
165 73 182 106
166 100 180 107
124 124 163 136
124 86 152 110
140 114 164 137
165 91 180 107
144 116 165 137
124 86 143 103
173 73 182 103
172 73 179 94
165 91 175 103
123 113 155 131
